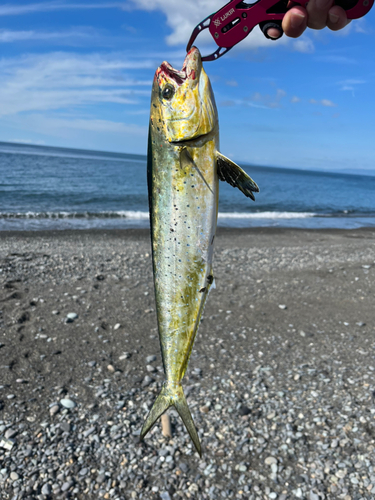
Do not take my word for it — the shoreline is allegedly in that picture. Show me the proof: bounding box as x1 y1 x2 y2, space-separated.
1 225 375 237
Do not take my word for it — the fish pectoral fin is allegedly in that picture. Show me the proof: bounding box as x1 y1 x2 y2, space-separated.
140 381 202 457
216 151 259 201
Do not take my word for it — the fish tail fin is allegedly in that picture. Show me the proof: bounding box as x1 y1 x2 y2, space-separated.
140 382 202 457
174 387 202 457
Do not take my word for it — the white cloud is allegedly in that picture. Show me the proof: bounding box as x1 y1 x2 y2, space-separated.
321 99 336 107
249 88 286 108
292 38 314 54
126 0 314 52
309 98 336 107
291 96 300 103
338 78 366 92
0 27 110 44
0 52 154 116
0 2 127 16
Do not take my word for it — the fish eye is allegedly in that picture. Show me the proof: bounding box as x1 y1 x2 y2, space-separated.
162 84 175 100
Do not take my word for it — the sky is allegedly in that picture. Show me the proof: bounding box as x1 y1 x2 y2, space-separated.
0 0 374 173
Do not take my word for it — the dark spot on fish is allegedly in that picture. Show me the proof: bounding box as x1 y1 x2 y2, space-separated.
199 287 206 293
211 235 215 245
153 104 157 108
170 228 174 232
207 275 214 285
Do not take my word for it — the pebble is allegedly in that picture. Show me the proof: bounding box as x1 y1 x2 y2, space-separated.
114 323 121 330
119 352 131 360
60 398 76 409
10 472 19 481
278 304 287 310
146 355 157 363
142 375 153 387
107 364 115 373
41 483 51 495
4 429 17 439
49 404 60 416
66 312 78 323
265 457 277 465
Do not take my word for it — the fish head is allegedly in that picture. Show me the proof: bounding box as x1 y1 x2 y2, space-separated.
151 47 217 142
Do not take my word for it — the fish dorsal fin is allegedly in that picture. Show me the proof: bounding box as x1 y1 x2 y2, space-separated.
216 152 259 201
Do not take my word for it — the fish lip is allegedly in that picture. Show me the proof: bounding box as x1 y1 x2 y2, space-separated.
158 47 201 86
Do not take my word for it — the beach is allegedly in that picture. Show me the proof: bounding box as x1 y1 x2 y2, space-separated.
1 227 375 499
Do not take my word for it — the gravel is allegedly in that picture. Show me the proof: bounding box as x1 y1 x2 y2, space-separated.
0 228 375 499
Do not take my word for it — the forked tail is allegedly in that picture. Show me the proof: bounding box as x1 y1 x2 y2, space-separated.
140 381 201 457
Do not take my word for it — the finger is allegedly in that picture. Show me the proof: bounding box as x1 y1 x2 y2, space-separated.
266 26 283 39
306 0 335 30
326 5 351 30
282 6 308 38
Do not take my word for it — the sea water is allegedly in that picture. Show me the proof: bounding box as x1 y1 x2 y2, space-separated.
0 141 374 231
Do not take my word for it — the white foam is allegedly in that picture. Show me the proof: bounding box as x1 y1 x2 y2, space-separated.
218 211 316 219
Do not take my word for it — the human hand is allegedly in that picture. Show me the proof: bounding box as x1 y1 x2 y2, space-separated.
266 0 351 39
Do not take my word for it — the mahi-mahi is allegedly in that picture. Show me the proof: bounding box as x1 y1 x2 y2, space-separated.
140 47 259 456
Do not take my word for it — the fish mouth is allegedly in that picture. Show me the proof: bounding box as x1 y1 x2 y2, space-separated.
158 47 201 86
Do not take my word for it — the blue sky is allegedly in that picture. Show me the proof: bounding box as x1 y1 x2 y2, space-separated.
0 0 374 173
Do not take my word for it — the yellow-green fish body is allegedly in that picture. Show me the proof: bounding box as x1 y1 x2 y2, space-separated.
141 47 259 456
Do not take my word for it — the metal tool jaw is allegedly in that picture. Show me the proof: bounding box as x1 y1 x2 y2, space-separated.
186 0 374 61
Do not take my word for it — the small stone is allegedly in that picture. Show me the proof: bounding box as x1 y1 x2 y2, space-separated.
41 483 51 495
7 394 15 399
61 481 74 492
269 493 277 500
107 364 115 373
52 310 60 315
309 493 319 500
96 473 106 484
60 398 76 409
119 352 131 360
114 323 121 330
200 406 209 413
146 355 157 363
238 465 247 472
356 322 366 327
300 330 306 337
278 304 287 310
49 405 60 416
146 364 156 373
0 438 15 450
265 457 277 465
5 429 17 439
79 468 88 476
10 472 19 481
66 313 78 323
83 426 95 438
60 422 71 433
142 376 153 387
160 492 171 500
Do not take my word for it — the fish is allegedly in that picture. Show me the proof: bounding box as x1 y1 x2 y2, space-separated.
140 46 259 456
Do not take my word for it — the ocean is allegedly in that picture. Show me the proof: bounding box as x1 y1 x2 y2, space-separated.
0 141 374 231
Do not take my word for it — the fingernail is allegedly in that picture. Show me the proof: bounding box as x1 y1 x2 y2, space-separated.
290 12 305 28
328 12 339 23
